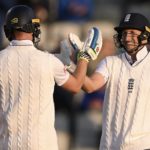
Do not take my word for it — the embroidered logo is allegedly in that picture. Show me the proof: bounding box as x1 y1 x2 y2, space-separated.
124 14 131 22
11 18 18 24
128 78 134 93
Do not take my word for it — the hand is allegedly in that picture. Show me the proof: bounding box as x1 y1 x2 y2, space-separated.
69 33 84 52
84 27 102 60
55 39 77 73
55 39 72 66
69 27 103 61
69 32 90 62
68 33 83 63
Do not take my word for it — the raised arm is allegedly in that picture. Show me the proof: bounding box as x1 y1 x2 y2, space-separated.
62 59 88 93
57 27 103 93
82 72 106 93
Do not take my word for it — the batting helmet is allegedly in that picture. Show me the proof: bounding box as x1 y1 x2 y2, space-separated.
4 5 41 43
114 13 150 48
114 13 150 32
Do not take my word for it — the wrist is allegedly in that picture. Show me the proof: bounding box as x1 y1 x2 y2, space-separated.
77 51 90 62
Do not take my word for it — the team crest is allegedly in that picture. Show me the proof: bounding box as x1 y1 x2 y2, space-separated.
124 14 131 22
11 18 18 24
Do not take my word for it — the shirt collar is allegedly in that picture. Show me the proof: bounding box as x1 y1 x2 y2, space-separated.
9 40 34 46
125 46 148 65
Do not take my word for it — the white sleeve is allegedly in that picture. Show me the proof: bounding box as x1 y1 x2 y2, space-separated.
95 58 109 83
51 55 70 86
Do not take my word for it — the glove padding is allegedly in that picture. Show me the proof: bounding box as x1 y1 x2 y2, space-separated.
69 33 84 51
69 27 102 61
84 27 102 60
69 32 90 62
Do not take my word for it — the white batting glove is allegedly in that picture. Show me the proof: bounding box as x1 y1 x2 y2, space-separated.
69 33 91 62
84 27 102 60
69 33 84 51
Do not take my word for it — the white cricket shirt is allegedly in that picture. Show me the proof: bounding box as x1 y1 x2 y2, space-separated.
96 46 150 150
0 40 70 150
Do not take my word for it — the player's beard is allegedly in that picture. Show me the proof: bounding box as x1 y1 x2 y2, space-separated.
124 43 139 54
122 38 141 55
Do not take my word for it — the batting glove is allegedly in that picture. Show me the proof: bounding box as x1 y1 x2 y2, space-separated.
69 27 103 61
69 32 90 62
84 27 102 60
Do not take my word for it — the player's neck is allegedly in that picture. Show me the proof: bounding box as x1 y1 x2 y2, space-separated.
14 31 33 41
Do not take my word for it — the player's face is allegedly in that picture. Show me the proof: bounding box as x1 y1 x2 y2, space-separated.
121 29 142 54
